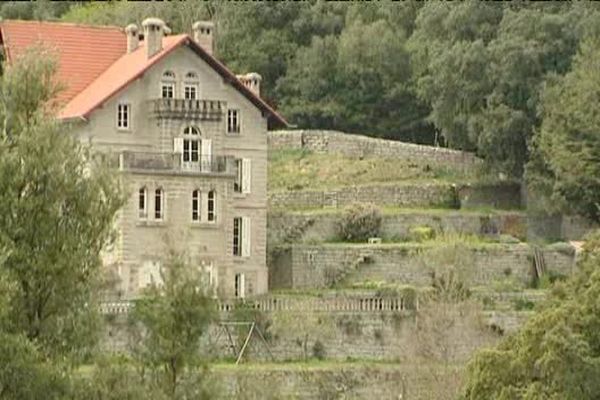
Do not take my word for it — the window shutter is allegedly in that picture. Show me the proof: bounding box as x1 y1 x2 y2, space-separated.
173 137 183 153
242 158 252 194
239 273 246 298
242 217 251 257
201 139 212 172
201 190 208 222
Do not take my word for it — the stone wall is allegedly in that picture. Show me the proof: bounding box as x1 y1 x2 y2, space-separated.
269 243 575 290
103 300 510 364
268 130 479 169
269 183 457 210
269 181 523 211
268 210 527 244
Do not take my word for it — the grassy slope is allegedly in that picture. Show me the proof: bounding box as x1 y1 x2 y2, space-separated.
268 148 481 192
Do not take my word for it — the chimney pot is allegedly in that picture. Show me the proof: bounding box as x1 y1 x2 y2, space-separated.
142 18 167 59
125 24 139 54
193 21 215 56
238 72 262 97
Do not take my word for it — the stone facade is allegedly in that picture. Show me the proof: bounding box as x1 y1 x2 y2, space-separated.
269 243 575 290
268 130 479 169
72 21 273 299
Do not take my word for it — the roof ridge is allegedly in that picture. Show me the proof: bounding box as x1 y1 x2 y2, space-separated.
1 19 123 31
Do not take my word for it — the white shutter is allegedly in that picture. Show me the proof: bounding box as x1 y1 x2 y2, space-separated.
242 217 251 257
201 139 212 172
173 137 183 153
201 190 208 222
242 158 252 194
239 273 246 298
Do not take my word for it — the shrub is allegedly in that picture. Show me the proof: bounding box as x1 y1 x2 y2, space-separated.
338 203 382 241
312 340 326 360
409 225 436 242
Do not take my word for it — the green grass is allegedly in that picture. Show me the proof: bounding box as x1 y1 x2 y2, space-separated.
268 148 482 192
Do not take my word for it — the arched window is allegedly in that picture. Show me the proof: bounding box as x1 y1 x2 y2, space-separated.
184 71 199 100
161 71 176 99
182 126 200 165
154 188 164 220
192 189 200 221
207 190 216 222
138 187 147 219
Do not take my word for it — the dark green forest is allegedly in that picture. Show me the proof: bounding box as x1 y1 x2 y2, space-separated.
2 1 599 218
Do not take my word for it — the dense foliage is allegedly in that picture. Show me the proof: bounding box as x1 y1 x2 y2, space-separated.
527 37 600 223
461 230 600 399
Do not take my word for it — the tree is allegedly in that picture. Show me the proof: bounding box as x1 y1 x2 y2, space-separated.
527 37 600 223
409 3 600 176
0 48 124 361
130 250 217 398
461 230 600 399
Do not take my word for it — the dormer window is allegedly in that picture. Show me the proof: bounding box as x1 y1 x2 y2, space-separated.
161 71 176 99
184 71 199 100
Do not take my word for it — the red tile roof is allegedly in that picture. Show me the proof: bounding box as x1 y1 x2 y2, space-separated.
0 20 127 107
0 20 288 128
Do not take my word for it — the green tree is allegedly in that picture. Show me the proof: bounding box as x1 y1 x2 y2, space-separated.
409 3 600 176
527 37 600 223
0 49 124 361
461 231 600 399
130 250 216 398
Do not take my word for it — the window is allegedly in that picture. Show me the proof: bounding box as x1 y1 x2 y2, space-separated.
233 217 250 257
138 187 147 219
161 71 176 99
234 158 252 194
154 188 164 220
234 273 245 299
233 217 241 256
139 260 162 289
207 190 216 222
182 126 200 164
184 71 198 100
192 190 200 222
117 103 130 130
227 109 240 134
184 84 197 100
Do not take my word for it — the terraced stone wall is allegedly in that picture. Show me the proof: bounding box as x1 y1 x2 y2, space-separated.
269 243 575 290
268 130 479 169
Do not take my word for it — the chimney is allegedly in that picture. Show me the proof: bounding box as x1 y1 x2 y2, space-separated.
193 21 215 56
125 24 139 53
238 73 262 96
142 18 166 59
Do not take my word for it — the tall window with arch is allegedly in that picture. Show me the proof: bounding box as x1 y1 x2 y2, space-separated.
175 126 212 172
161 70 176 99
192 189 200 222
154 188 164 220
138 187 148 219
184 71 199 100
207 190 216 222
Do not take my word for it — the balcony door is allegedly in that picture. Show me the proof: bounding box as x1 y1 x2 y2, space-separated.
177 126 212 172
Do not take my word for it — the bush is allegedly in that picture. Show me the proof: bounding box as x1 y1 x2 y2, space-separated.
409 225 436 242
338 203 382 241
312 340 326 360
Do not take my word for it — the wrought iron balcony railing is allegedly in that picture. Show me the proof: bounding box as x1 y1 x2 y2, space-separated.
150 98 225 120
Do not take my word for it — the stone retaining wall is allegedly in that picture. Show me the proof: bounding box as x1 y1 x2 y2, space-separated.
268 210 527 244
269 181 522 211
268 130 479 169
269 243 575 290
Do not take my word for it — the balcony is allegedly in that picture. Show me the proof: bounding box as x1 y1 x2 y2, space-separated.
118 151 235 176
150 98 225 121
